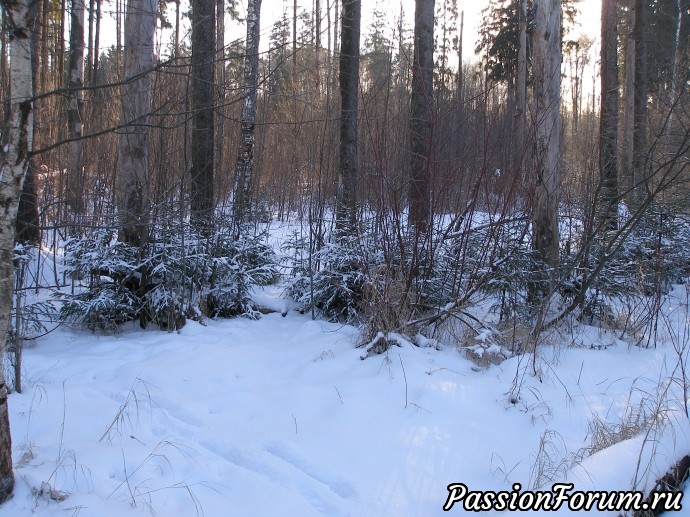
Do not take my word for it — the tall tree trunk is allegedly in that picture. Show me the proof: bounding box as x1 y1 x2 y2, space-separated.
66 0 85 216
39 0 48 93
16 1 41 244
668 0 682 140
335 0 360 231
0 17 7 141
531 0 561 271
232 0 261 239
600 0 618 230
632 0 648 205
92 0 101 82
514 0 526 171
315 0 320 89
86 0 93 84
0 0 39 502
457 10 463 102
190 0 215 232
174 0 180 54
334 0 339 55
409 0 434 232
115 0 121 76
58 0 65 79
293 0 297 67
620 0 635 201
116 0 156 245
215 0 224 199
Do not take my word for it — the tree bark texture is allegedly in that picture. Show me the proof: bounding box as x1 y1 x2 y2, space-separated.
457 10 463 101
233 0 261 239
16 0 40 244
409 0 434 232
116 0 156 245
0 0 40 503
335 0 360 231
190 0 215 231
620 0 635 200
66 0 85 215
531 0 562 268
93 0 101 82
632 0 648 204
514 0 527 171
600 0 618 230
215 0 224 197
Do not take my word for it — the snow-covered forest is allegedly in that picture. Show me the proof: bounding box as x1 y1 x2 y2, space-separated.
0 0 689 514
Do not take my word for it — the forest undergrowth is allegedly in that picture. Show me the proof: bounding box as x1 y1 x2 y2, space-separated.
6 199 690 508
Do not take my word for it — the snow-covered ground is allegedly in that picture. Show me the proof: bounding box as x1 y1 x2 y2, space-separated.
2 219 690 515
4 278 690 516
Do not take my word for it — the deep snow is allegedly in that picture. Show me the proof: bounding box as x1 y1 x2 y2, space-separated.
3 281 690 516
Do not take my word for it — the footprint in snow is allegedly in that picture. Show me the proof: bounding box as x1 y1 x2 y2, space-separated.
263 440 356 499
201 440 351 515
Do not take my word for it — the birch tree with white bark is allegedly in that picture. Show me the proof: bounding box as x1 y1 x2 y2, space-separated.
233 0 262 239
0 0 39 503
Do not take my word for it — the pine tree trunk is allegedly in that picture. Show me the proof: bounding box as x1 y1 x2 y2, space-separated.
0 0 40 502
233 0 262 239
409 0 434 232
190 0 215 232
531 0 561 270
66 0 85 216
600 0 618 230
116 0 156 245
335 0 360 231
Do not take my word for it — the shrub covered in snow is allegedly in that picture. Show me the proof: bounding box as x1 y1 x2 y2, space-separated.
56 223 279 331
556 205 690 326
285 231 383 323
